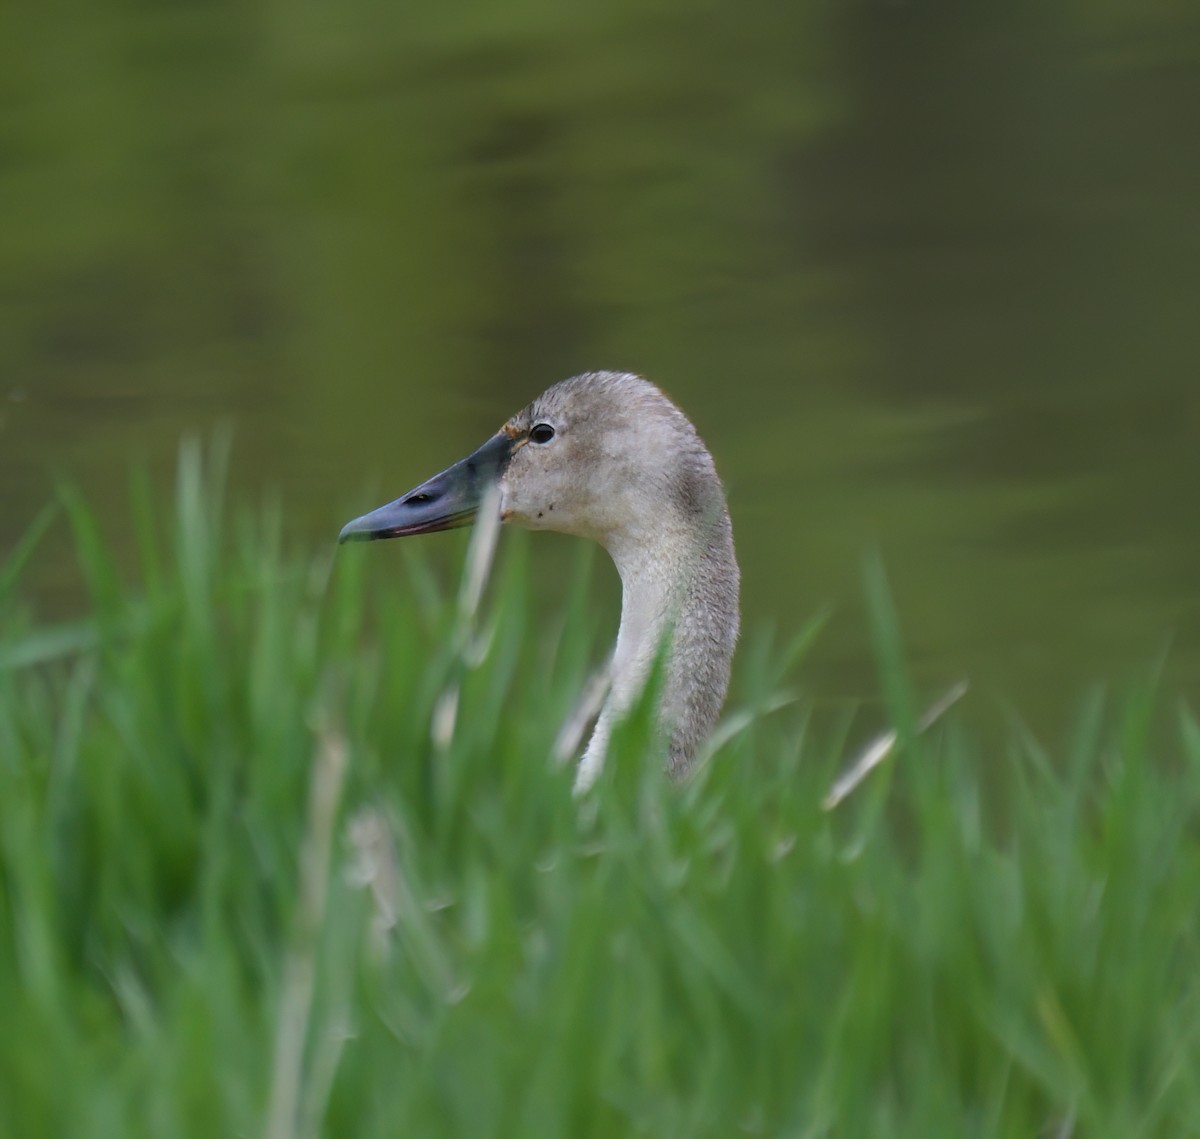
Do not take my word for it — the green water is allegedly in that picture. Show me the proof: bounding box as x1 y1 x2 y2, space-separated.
3 0 1198 727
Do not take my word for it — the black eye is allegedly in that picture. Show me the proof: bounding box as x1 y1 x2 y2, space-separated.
530 423 555 445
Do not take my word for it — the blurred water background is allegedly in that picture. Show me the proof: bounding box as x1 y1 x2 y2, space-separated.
2 0 1198 732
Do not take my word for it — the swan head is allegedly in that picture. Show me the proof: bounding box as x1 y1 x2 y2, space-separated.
339 371 723 550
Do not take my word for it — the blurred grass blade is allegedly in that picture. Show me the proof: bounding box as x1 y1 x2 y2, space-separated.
0 619 100 671
0 501 58 603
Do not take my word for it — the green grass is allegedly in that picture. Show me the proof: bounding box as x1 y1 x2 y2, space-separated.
2 444 1199 1139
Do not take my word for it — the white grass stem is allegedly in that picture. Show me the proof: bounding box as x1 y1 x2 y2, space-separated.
431 486 501 751
823 680 969 809
553 663 613 766
263 726 348 1139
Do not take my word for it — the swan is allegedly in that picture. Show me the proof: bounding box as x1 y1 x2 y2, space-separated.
339 371 740 789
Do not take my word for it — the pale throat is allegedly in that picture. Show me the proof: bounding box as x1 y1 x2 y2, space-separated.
572 516 710 793
602 519 700 713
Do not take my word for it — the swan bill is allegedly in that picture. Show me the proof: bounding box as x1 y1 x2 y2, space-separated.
338 431 514 543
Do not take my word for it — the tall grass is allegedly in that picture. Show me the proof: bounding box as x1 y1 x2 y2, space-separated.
1 445 1198 1138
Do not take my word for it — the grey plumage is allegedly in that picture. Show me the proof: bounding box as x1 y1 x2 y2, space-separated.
497 373 740 787
340 370 741 789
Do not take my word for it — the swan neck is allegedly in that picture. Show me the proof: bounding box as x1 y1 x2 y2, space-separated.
574 511 739 793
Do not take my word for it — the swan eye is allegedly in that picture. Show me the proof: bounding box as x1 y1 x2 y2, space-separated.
530 423 556 445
